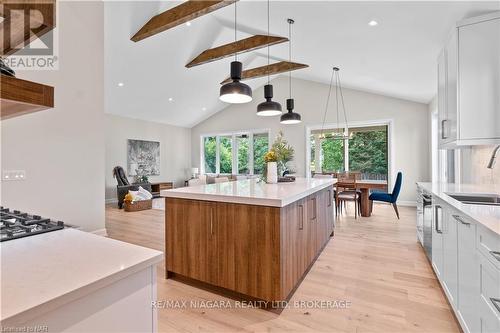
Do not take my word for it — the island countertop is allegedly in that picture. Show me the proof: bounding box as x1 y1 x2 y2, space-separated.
161 177 335 207
0 228 163 325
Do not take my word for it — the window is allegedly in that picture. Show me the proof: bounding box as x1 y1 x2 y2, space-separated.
204 136 216 173
201 130 269 175
309 125 388 180
348 126 388 180
236 135 249 174
219 136 232 174
253 133 269 175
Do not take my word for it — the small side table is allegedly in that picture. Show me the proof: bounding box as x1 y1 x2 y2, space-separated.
150 182 174 198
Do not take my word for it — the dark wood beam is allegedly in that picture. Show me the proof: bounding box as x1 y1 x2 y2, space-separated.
186 35 288 68
220 61 308 84
131 0 236 42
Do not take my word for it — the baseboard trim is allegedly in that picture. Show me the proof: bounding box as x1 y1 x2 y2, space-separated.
91 228 108 237
105 198 118 204
398 200 417 207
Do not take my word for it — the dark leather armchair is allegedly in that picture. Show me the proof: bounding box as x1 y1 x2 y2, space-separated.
113 166 152 209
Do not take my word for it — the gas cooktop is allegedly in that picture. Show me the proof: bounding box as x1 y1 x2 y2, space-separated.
0 206 65 242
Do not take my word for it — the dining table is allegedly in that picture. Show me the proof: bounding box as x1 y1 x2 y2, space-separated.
335 179 388 217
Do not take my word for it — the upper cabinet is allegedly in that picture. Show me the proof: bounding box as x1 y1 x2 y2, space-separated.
438 12 500 149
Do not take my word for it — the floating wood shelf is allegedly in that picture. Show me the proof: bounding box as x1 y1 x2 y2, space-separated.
1 74 54 120
1 0 56 56
132 0 237 42
220 61 308 84
186 35 288 68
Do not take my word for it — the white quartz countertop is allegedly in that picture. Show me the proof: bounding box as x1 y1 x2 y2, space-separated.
161 178 335 207
417 182 500 236
0 228 163 325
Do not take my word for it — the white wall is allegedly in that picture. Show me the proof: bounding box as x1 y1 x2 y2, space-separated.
105 114 191 201
1 2 105 231
192 76 430 203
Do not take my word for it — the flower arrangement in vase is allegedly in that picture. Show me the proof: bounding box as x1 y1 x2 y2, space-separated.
261 132 296 183
264 150 278 184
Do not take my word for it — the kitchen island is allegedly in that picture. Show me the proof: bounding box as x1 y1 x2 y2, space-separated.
161 178 335 302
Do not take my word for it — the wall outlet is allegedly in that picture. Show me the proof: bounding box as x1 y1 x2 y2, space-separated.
2 170 26 181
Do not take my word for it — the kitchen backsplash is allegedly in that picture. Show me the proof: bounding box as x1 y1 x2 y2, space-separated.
467 145 500 185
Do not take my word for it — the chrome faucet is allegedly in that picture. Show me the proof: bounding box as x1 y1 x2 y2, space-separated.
487 145 500 169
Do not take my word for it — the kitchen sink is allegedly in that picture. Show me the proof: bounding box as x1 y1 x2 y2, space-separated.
446 193 500 206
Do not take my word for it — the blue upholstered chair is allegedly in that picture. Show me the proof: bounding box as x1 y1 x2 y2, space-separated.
369 172 402 219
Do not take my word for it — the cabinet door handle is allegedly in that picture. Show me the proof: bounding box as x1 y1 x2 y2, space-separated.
210 208 213 235
435 205 443 234
490 251 500 262
441 120 448 139
452 215 470 226
311 197 317 220
327 190 332 207
490 298 500 314
299 204 304 230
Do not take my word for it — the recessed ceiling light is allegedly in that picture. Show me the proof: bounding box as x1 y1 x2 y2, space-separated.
168 97 173 102
186 21 191 27
118 82 124 87
368 20 378 27
202 107 207 111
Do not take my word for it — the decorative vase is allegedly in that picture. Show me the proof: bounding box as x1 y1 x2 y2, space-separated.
266 162 278 184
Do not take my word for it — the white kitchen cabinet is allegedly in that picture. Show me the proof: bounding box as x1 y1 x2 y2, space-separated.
478 253 500 333
432 202 444 278
455 213 479 333
437 11 500 149
442 204 458 305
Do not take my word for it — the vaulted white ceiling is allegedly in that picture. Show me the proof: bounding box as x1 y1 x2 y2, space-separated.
104 1 500 128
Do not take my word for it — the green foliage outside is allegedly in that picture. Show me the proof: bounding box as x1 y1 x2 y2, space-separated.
253 136 269 175
316 129 388 179
204 137 216 173
237 137 249 174
349 131 387 177
219 137 232 173
321 138 345 172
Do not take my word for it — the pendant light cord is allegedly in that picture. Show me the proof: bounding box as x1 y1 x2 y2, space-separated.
288 20 292 99
321 68 335 137
234 1 238 61
267 0 270 84
337 71 349 132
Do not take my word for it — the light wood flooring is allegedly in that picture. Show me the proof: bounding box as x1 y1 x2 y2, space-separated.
105 200 460 333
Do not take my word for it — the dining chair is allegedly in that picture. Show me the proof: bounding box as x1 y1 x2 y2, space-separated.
369 172 402 219
336 172 362 219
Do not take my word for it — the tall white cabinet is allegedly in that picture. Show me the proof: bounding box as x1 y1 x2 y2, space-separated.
438 11 500 149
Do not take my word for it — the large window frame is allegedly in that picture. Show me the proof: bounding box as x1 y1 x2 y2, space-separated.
200 129 271 175
305 119 395 189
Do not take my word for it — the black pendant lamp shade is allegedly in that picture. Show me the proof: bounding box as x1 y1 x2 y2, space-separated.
219 61 252 104
257 84 282 116
280 18 301 125
280 98 301 124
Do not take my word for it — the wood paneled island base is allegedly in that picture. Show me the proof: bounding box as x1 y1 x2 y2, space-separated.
163 179 335 304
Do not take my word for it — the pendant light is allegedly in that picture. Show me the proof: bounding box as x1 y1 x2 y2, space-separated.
320 67 351 140
219 1 252 104
256 0 282 116
280 19 301 125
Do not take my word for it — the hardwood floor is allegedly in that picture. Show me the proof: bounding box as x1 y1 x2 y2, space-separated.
106 200 460 333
